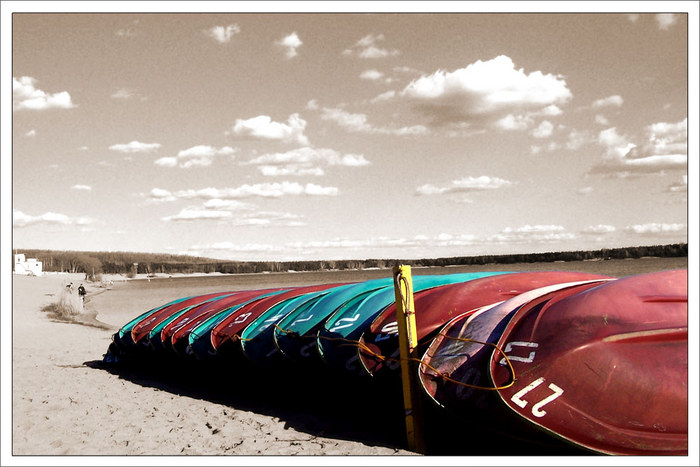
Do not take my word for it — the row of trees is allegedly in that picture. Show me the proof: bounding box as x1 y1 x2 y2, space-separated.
15 243 688 278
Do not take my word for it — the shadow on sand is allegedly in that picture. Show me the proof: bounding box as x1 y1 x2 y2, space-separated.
85 352 590 457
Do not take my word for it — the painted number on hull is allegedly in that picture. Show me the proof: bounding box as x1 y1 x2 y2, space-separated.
290 315 313 326
328 314 360 332
232 312 252 324
264 313 284 324
499 341 538 366
345 354 359 371
374 322 399 342
300 342 316 357
510 377 563 418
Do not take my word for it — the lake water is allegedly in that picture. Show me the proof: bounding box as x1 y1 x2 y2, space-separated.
94 256 687 328
124 256 688 291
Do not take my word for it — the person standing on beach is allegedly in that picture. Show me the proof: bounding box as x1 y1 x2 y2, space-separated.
78 284 86 302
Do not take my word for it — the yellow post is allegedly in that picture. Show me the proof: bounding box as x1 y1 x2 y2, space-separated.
393 265 426 454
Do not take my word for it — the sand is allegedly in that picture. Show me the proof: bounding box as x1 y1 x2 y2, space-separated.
7 272 419 463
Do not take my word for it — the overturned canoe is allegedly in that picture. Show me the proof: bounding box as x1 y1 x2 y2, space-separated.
317 272 511 375
166 288 291 356
272 278 394 364
197 282 352 359
359 271 612 378
418 279 612 409
116 291 236 352
274 273 509 366
239 289 338 366
488 269 688 455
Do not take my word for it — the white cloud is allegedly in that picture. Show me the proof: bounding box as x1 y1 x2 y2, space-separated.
546 141 560 151
594 114 610 125
566 129 592 150
495 114 533 131
320 106 428 135
111 88 146 101
155 145 236 168
321 108 372 132
371 90 396 103
360 69 384 80
13 209 93 228
582 224 616 234
163 208 234 222
164 206 305 226
393 65 423 75
240 211 306 227
147 182 338 201
635 119 688 157
488 224 575 244
597 127 636 159
359 69 394 84
399 55 571 128
111 88 133 99
304 183 339 196
625 223 686 235
153 157 177 167
531 120 554 138
230 113 310 146
204 24 241 43
161 196 255 222
13 76 75 111
537 105 563 117
577 186 594 195
416 175 512 195
288 236 420 251
259 166 326 177
342 33 399 59
591 119 687 176
109 141 161 153
277 32 302 58
71 184 92 191
592 95 623 108
147 188 177 202
25 129 36 137
246 146 370 176
601 154 687 172
202 198 255 210
656 14 679 30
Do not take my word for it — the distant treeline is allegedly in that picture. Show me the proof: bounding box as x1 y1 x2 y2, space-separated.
15 243 688 278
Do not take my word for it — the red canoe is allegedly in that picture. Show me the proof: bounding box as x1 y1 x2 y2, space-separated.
489 269 688 455
162 287 291 355
359 271 613 377
418 279 612 408
130 291 236 346
208 282 351 356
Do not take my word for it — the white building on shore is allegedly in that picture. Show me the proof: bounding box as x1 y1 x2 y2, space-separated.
14 253 43 276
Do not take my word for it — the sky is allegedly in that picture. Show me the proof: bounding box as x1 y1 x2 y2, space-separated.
4 2 698 263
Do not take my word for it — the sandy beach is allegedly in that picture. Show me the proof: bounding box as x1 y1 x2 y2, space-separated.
8 271 428 463
5 257 691 464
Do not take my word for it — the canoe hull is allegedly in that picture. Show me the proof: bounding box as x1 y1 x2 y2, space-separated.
489 269 688 455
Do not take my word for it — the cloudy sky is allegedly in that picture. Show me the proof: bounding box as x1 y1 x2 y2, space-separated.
5 4 696 262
